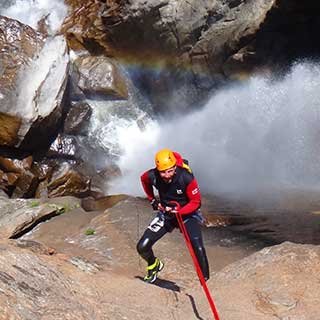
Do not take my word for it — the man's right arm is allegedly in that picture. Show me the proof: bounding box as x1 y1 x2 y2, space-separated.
140 170 155 202
141 170 162 210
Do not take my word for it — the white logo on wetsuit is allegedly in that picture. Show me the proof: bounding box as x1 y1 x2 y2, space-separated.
148 214 164 232
176 189 183 194
191 188 198 195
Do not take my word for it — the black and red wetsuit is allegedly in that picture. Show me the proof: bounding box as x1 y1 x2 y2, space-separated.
140 165 201 215
137 152 210 280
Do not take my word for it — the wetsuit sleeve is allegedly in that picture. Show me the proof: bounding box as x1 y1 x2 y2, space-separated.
179 178 201 215
140 170 155 201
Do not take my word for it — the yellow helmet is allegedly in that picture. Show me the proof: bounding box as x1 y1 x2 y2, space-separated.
155 149 177 171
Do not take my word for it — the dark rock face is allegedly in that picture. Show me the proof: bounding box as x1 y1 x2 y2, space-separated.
62 0 320 113
63 102 92 136
101 0 278 112
61 0 107 53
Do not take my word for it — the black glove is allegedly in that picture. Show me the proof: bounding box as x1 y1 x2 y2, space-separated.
150 199 160 211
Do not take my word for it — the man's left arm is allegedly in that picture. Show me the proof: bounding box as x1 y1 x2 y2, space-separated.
179 179 201 215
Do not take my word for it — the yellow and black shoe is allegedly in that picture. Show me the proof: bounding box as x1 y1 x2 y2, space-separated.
143 258 164 284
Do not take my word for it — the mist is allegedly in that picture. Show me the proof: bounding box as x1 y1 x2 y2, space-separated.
109 62 320 199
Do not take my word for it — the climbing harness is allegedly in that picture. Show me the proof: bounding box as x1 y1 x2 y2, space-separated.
170 201 220 320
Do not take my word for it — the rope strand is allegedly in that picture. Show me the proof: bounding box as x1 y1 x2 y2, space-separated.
171 201 220 320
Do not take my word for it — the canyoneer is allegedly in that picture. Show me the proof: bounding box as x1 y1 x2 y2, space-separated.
137 149 210 283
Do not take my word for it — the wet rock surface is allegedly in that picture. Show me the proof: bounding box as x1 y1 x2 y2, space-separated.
0 195 314 319
47 162 91 198
0 16 44 113
72 55 128 99
63 102 92 136
47 133 80 159
0 16 69 150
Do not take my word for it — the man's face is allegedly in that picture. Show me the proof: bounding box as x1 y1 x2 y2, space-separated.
159 166 176 183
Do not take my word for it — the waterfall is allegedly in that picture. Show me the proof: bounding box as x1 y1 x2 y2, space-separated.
109 62 320 199
0 0 68 34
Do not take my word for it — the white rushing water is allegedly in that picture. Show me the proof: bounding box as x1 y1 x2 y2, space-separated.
108 62 320 198
0 0 68 34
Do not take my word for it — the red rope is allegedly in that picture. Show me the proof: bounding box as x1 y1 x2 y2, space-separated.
171 202 220 320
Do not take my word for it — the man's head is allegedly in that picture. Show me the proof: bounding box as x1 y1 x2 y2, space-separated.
155 149 176 182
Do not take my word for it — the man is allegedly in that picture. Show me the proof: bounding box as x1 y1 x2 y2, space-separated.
137 149 209 284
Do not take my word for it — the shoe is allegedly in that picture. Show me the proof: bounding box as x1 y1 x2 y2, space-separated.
143 258 164 283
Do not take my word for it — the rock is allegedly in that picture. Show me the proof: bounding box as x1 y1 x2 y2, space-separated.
69 256 100 274
0 155 38 198
48 162 91 198
61 0 320 114
189 0 276 73
99 0 276 112
90 164 121 195
0 16 44 146
0 188 9 199
72 55 128 99
0 196 82 239
14 239 56 256
11 170 38 199
61 0 107 53
81 194 128 212
2 196 319 319
17 35 70 150
0 16 44 112
0 170 19 194
0 198 60 239
0 239 98 319
0 16 69 150
0 112 22 146
35 180 49 199
100 0 275 72
63 101 92 135
47 133 79 159
0 155 33 173
31 161 55 181
211 242 320 319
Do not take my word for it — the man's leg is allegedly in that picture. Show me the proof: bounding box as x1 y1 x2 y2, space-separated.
136 213 169 283
136 213 169 264
136 227 167 264
184 216 210 280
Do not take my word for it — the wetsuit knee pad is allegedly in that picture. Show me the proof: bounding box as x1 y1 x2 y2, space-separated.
136 236 152 255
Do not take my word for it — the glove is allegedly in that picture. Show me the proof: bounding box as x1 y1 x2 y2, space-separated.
164 206 178 214
150 199 160 211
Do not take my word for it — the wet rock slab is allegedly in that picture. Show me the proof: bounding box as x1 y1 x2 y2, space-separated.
0 196 319 319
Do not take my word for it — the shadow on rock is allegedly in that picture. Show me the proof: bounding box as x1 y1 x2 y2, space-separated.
135 276 180 292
